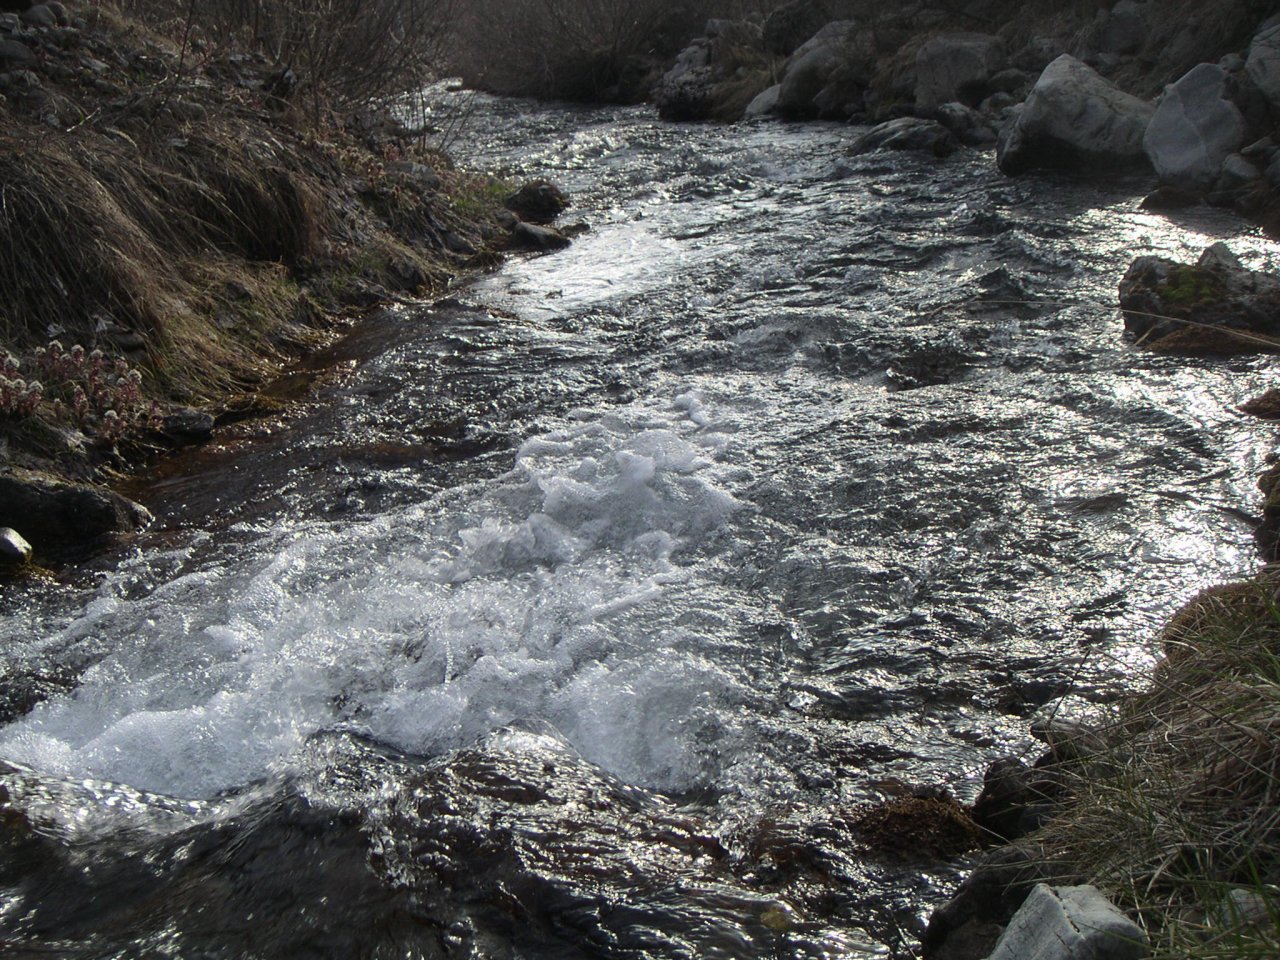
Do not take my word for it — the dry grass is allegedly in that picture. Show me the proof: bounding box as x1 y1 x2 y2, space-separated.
1033 576 1280 958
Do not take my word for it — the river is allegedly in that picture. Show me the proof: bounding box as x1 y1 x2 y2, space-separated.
0 95 1277 958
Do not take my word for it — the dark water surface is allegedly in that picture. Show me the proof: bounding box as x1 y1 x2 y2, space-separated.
1 97 1278 957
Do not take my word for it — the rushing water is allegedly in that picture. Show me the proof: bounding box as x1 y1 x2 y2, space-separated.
1 96 1278 957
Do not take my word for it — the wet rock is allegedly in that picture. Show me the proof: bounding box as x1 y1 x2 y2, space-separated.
160 407 215 443
986 884 1148 960
1119 242 1280 353
1143 63 1247 190
998 55 1154 176
1246 14 1280 111
510 219 570 252
504 180 568 224
0 471 152 556
0 527 32 563
851 117 958 157
1140 184 1201 210
914 32 1004 110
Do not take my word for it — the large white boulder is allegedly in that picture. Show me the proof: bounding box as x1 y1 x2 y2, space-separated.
914 32 1004 110
1144 63 1247 189
998 55 1154 175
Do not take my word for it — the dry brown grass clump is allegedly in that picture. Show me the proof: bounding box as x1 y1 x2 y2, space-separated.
1034 576 1280 958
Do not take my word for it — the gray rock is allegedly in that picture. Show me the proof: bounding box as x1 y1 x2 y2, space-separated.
161 408 215 443
1014 36 1068 74
1143 63 1247 189
998 55 1154 176
1246 15 1280 110
775 22 857 118
0 472 152 555
744 82 782 118
389 160 440 191
504 180 568 224
0 13 19 32
0 527 32 563
915 32 1004 110
1220 52 1246 73
45 0 67 24
1119 243 1280 352
762 0 843 56
932 101 996 146
1243 136 1278 162
987 884 1148 960
851 117 958 156
512 220 571 252
1217 152 1261 191
1268 152 1280 189
987 67 1030 96
1096 0 1148 56
0 39 33 68
654 41 716 121
20 4 56 27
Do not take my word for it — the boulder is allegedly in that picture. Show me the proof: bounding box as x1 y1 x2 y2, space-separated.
744 82 782 118
19 3 55 27
997 55 1154 176
1143 63 1247 189
851 117 958 156
775 21 860 119
0 38 32 68
503 181 568 224
0 527 32 564
653 39 713 121
915 32 1004 110
0 472 152 556
986 885 1148 960
1119 242 1280 353
1246 14 1280 111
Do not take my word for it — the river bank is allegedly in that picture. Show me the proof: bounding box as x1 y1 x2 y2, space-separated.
0 0 575 567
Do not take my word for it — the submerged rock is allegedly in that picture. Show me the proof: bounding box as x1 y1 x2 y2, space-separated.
851 116 958 156
997 55 1154 176
0 471 152 556
1119 242 1280 352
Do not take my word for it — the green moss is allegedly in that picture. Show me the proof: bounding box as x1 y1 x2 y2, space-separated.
1161 265 1229 311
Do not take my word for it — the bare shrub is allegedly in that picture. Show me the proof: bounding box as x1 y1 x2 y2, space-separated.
448 0 715 101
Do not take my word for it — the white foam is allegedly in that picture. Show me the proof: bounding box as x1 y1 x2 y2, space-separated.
0 392 762 799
